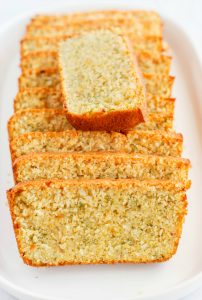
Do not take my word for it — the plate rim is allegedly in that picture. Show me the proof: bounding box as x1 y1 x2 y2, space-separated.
0 2 202 300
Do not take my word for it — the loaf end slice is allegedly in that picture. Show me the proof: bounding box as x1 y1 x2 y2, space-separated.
58 29 147 131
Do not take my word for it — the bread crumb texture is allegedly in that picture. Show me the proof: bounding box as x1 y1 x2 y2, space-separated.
10 130 183 162
8 180 188 266
14 152 190 183
59 30 145 114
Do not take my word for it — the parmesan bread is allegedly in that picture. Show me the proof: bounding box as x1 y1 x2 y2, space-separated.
10 130 183 163
13 152 190 183
8 109 173 140
7 179 189 266
21 51 171 76
18 69 174 98
58 30 147 131
21 36 164 56
14 88 175 114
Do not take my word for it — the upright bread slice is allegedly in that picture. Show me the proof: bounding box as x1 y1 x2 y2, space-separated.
58 30 146 131
21 36 164 56
13 152 190 183
18 69 174 98
10 130 183 162
8 109 173 140
14 88 175 114
7 179 189 266
20 51 172 76
30 11 162 26
25 18 162 38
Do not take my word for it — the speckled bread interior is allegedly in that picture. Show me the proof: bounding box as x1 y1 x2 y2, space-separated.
10 130 183 163
7 179 190 266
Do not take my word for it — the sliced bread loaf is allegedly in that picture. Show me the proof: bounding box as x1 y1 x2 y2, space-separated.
13 152 190 183
7 179 189 266
10 130 183 162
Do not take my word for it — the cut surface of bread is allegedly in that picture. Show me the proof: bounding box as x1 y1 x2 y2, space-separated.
21 51 171 76
10 130 183 162
19 69 174 98
7 179 189 266
8 109 173 140
58 30 146 131
14 88 63 111
14 88 175 114
8 109 73 140
13 152 190 183
21 36 163 56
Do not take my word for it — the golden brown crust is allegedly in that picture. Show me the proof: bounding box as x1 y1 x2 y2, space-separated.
65 107 146 131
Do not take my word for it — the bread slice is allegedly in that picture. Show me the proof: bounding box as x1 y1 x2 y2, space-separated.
21 36 163 56
10 130 183 162
25 17 162 38
58 29 147 131
19 69 174 98
14 88 175 114
7 179 189 266
8 109 173 140
30 11 162 26
13 152 190 183
21 51 172 76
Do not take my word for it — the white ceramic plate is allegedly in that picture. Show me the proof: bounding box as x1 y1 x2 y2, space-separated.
0 2 202 300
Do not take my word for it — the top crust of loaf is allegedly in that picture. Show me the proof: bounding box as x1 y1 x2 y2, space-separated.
59 29 147 131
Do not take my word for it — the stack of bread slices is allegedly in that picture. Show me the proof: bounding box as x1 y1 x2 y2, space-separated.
7 10 191 267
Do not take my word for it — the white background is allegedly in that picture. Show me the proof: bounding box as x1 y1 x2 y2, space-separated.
0 0 201 299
